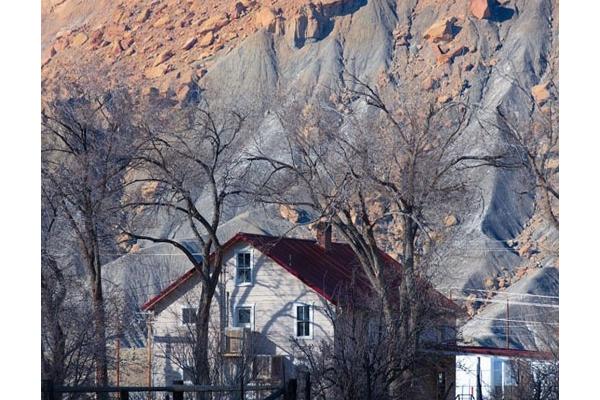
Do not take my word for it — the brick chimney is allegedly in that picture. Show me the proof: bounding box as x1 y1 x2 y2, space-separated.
316 223 332 252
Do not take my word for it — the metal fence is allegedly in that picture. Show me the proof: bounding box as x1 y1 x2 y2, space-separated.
41 379 295 400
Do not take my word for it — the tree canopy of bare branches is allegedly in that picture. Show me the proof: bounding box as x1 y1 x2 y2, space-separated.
122 101 253 388
42 82 142 392
248 72 511 396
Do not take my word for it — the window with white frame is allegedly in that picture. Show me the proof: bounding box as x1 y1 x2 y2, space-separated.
235 251 252 285
295 304 312 338
234 305 253 329
180 365 194 384
181 307 196 325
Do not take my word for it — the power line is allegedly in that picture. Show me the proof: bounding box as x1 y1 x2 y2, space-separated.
451 295 559 309
469 316 559 326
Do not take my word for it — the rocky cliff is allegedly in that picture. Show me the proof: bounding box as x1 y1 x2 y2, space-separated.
42 0 559 349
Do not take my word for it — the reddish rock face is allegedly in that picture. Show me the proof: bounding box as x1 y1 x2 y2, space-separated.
470 0 491 20
424 18 457 43
255 7 279 32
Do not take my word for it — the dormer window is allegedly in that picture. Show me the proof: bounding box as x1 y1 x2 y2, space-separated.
236 251 252 285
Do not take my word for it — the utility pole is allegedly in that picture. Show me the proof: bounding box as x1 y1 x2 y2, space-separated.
505 299 510 349
146 314 154 400
476 357 483 400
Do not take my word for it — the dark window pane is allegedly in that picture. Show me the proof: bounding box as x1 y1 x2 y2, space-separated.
237 252 251 268
297 305 309 322
236 252 252 283
296 305 311 336
182 308 196 324
237 307 251 325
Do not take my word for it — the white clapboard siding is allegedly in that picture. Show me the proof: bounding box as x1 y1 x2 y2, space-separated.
149 241 335 384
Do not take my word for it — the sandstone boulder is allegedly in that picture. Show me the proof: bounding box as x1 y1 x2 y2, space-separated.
518 242 537 257
136 8 151 23
465 294 479 316
42 47 57 67
142 86 160 97
483 276 496 290
90 29 104 47
71 32 88 46
532 82 550 104
279 204 300 222
545 158 559 170
424 18 457 43
111 41 124 56
182 37 197 50
444 214 459 226
55 29 72 39
436 46 469 65
255 7 279 33
153 49 174 67
437 94 452 104
422 77 437 91
144 65 169 79
141 181 159 199
198 13 229 34
470 0 491 20
153 15 171 28
54 37 70 51
199 32 215 48
176 84 191 102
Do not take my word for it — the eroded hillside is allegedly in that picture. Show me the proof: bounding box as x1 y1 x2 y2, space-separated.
42 0 559 349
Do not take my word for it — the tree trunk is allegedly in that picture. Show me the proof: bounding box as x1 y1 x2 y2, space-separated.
91 274 109 398
394 215 421 398
195 283 216 399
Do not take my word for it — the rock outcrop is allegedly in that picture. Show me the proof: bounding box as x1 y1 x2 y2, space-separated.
424 17 457 43
470 0 491 20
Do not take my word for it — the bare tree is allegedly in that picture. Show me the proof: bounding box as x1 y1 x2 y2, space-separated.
41 188 98 390
249 75 505 396
291 280 456 400
154 295 263 398
42 82 142 393
506 307 559 400
122 102 252 389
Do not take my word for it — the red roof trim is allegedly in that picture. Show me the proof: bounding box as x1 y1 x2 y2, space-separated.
439 345 555 361
141 232 248 311
141 232 459 313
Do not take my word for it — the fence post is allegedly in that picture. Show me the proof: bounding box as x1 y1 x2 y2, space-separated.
42 379 55 400
284 379 297 400
119 389 129 400
172 380 184 400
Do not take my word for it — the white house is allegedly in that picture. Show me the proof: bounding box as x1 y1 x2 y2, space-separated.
454 347 555 399
141 230 459 397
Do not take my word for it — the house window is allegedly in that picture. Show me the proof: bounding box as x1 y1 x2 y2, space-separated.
236 252 252 285
180 366 194 384
296 304 312 338
235 305 253 329
182 307 196 324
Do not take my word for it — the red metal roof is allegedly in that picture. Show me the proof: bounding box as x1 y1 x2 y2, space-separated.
434 345 555 361
141 232 458 311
